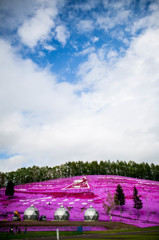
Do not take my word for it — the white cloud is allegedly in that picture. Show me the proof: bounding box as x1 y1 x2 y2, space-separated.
102 0 131 10
0 0 39 31
75 47 95 56
0 155 28 173
55 25 70 46
73 0 99 11
77 20 94 33
107 49 118 62
44 44 56 51
0 0 68 48
96 8 130 31
76 28 159 163
0 38 82 167
18 5 57 48
130 4 159 35
38 51 45 57
95 0 132 32
0 39 56 114
77 53 106 88
92 37 99 43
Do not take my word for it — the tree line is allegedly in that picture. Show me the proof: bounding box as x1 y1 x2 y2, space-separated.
0 160 159 187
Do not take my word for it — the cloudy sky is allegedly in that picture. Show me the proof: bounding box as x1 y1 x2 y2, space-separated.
0 0 159 172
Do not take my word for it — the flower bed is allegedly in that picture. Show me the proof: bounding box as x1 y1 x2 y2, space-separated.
0 175 159 230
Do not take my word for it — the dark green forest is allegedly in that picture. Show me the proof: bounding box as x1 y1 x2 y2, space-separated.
0 160 159 187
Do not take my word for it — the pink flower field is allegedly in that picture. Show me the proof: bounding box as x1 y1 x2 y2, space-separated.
0 175 159 230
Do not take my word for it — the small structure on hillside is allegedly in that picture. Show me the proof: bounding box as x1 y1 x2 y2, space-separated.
54 205 69 221
84 205 99 221
23 204 39 220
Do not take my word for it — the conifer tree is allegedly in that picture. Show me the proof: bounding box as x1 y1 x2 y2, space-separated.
133 186 143 219
115 184 125 218
5 180 14 196
115 184 125 205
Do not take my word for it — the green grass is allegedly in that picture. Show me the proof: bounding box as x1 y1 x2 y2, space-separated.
85 225 159 234
71 231 159 240
0 230 82 239
74 236 159 240
0 226 159 240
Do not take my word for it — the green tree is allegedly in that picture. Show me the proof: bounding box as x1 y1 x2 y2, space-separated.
111 161 117 175
99 161 105 175
133 186 143 219
151 163 156 181
90 161 99 175
115 184 125 218
0 172 6 188
145 163 152 180
5 180 14 196
154 165 159 181
115 184 125 205
1 160 158 185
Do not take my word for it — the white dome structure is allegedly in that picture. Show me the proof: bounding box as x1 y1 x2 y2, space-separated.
84 205 99 221
54 205 69 221
23 204 39 220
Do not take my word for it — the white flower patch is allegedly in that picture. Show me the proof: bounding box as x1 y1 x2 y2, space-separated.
82 203 87 205
75 199 80 201
88 200 93 202
58 203 63 205
63 199 68 201
69 202 74 204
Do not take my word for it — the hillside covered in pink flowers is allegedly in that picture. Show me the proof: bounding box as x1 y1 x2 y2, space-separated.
0 175 159 228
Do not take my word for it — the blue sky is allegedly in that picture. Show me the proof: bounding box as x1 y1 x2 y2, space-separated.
0 0 159 172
